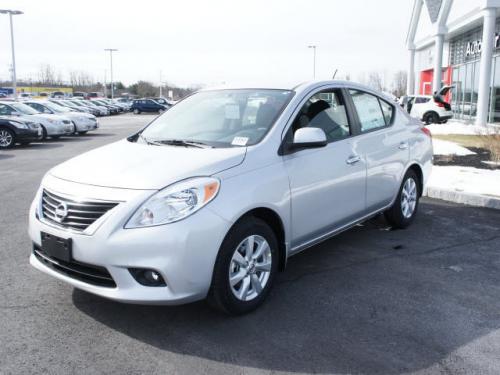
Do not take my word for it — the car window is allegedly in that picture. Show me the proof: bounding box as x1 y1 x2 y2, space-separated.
290 89 351 143
349 90 387 132
379 99 394 125
0 104 12 115
415 97 430 104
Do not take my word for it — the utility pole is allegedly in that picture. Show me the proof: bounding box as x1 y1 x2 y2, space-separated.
308 45 317 79
0 9 23 99
159 70 162 97
104 48 118 98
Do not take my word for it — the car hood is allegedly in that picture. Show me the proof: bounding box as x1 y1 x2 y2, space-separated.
49 139 246 190
26 113 70 122
60 111 93 120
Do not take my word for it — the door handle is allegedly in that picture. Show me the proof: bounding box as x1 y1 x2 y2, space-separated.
399 142 409 150
346 155 361 165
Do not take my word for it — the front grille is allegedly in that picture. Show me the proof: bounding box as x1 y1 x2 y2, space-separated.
33 245 116 287
41 189 119 232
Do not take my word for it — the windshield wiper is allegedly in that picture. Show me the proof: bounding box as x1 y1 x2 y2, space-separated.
154 139 212 148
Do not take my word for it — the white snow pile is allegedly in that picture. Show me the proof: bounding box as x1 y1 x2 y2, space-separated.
427 166 500 198
432 138 475 156
426 121 500 135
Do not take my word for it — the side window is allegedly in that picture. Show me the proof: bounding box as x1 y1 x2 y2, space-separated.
379 99 394 125
290 89 351 143
349 90 387 132
0 104 10 115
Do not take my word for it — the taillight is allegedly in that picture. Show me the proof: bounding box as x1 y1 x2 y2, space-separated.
434 100 445 107
421 127 432 137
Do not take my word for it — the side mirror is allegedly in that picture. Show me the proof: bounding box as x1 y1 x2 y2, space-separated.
291 127 327 149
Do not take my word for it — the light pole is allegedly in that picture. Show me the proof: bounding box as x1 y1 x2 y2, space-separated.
0 9 23 100
104 48 118 98
308 45 317 79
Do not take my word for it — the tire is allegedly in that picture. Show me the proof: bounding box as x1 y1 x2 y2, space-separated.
208 217 279 315
441 119 448 124
72 123 77 134
78 131 88 135
423 112 439 125
133 109 140 114
41 126 48 140
384 169 420 229
0 128 15 149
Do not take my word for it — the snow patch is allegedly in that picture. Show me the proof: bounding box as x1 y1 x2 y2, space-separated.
432 139 475 156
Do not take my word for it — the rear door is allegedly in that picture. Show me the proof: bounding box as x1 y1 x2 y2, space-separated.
346 89 409 211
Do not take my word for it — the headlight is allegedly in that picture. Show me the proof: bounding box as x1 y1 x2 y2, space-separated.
27 122 40 129
9 121 28 129
125 177 220 228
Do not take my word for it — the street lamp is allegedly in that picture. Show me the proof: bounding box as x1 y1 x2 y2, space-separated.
0 9 23 100
104 48 118 98
307 45 317 79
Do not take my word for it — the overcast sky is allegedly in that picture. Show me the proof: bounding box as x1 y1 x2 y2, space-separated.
0 0 414 88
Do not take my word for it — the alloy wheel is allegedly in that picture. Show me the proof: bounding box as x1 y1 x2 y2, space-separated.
0 129 14 148
229 235 272 301
401 177 417 219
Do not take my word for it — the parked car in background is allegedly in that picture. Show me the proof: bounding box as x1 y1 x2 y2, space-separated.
88 92 104 99
0 101 74 139
149 97 172 108
73 92 88 99
28 81 433 314
49 99 87 113
0 116 42 149
24 100 99 135
80 100 110 116
92 99 121 114
403 86 454 124
67 99 100 116
112 98 132 111
50 91 66 99
131 98 168 114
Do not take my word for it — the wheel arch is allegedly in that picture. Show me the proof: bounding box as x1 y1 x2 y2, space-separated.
232 207 287 271
405 163 424 197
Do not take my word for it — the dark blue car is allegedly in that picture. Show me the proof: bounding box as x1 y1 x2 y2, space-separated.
131 99 168 114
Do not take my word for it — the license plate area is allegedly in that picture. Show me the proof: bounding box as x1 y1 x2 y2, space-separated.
41 232 72 262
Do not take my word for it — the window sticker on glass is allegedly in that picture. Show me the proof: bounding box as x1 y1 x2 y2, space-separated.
225 104 240 119
231 136 249 146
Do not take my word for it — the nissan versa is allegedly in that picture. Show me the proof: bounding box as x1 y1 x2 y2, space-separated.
29 81 432 314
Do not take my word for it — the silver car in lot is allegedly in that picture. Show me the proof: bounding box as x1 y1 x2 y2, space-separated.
29 81 433 314
23 100 99 135
0 101 74 139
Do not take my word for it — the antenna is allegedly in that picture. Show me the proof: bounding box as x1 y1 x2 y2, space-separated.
332 69 338 80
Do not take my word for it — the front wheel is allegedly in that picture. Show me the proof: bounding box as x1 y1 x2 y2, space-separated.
384 170 420 229
0 128 15 149
208 217 278 315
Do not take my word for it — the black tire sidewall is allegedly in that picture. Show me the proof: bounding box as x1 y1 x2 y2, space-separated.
209 217 279 315
385 170 420 229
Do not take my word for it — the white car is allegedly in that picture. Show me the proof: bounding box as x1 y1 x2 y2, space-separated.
28 81 433 314
24 100 99 135
0 101 74 139
403 86 453 124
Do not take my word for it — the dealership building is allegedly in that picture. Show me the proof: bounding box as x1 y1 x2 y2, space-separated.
407 0 500 125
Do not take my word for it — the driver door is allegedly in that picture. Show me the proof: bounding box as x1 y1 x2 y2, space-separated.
282 88 367 251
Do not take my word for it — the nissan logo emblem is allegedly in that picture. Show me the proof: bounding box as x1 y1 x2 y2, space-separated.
54 202 68 223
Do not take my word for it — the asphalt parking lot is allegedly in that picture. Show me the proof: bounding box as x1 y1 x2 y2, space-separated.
1 113 500 374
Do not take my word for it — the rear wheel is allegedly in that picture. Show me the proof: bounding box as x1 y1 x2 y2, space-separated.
384 169 420 229
208 217 278 315
133 109 140 114
0 128 15 149
423 112 439 124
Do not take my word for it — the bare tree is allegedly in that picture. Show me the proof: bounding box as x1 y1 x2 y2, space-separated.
367 71 384 92
392 70 408 98
38 64 58 85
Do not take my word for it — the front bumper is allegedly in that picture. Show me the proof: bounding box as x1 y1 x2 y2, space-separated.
74 119 99 132
16 127 43 142
28 179 230 305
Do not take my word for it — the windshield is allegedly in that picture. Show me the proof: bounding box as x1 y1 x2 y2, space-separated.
43 101 67 113
11 102 40 115
139 89 293 148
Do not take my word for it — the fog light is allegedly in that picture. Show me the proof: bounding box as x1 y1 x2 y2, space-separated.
129 268 166 287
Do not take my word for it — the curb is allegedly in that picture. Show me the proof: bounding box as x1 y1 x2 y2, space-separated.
424 186 500 210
